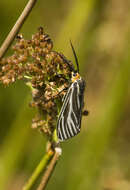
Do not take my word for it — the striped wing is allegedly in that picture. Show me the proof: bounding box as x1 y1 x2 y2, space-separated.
57 79 85 141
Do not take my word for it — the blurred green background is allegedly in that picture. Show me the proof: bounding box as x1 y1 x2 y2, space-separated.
0 0 130 190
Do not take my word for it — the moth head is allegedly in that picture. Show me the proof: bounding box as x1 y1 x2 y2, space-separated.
71 72 81 82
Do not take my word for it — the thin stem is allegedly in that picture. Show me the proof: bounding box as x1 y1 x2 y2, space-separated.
37 147 62 190
22 149 54 190
0 0 38 59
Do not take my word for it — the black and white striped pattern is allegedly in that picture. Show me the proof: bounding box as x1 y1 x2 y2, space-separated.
57 77 85 141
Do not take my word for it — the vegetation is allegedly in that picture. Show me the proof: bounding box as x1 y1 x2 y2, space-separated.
0 0 130 190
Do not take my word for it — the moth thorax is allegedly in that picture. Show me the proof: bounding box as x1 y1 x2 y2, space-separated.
71 72 81 82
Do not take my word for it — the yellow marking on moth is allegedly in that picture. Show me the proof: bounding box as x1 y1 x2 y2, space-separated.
71 72 81 82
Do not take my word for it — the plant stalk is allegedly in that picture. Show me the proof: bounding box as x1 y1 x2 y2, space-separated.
37 147 62 190
0 0 37 59
22 149 54 190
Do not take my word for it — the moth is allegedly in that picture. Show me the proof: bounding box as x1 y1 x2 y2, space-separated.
57 41 87 141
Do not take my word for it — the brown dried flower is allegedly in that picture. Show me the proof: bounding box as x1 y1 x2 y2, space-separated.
0 27 73 141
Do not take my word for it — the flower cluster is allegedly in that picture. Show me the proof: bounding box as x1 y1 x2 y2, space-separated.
0 27 73 140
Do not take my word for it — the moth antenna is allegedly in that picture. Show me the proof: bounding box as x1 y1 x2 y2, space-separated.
70 40 79 73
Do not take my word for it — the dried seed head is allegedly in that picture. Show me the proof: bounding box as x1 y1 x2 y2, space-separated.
0 27 73 141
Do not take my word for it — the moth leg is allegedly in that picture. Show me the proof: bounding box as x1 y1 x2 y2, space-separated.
57 87 69 102
47 87 68 102
58 53 75 72
57 87 68 96
82 110 89 116
54 73 68 81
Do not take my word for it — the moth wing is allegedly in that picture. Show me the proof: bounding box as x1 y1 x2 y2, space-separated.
57 79 85 141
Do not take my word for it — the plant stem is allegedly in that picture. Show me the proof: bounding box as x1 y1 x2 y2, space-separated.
37 147 62 190
22 149 54 190
0 0 38 59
